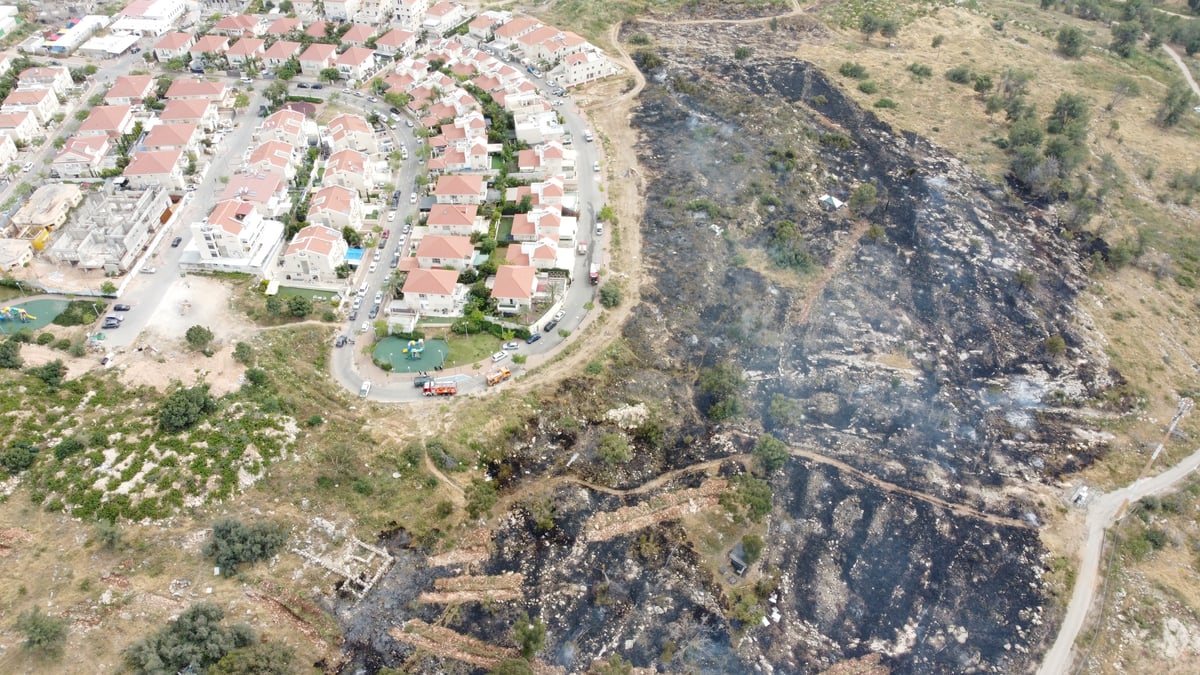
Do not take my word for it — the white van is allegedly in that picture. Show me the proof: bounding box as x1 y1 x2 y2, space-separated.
358 282 369 297
595 222 603 236
359 381 372 397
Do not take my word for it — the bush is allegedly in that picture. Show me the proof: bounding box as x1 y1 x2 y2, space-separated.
51 300 104 327
597 432 632 464
203 518 288 576
124 603 254 674
946 65 974 84
1056 26 1087 58
838 62 868 79
1045 335 1067 357
36 332 54 345
0 441 38 475
53 437 85 460
907 63 933 79
741 534 765 566
158 384 218 432
27 360 66 390
512 612 546 660
0 338 22 369
466 478 497 519
874 98 898 109
733 46 752 59
599 282 622 308
14 607 68 657
210 642 295 675
185 325 214 352
232 341 254 365
857 81 878 94
753 434 789 474
699 362 744 421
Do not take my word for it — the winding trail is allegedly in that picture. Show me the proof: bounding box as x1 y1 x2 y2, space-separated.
1038 445 1200 675
1162 44 1200 101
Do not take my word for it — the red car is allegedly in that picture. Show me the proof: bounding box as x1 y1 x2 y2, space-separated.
381 230 390 239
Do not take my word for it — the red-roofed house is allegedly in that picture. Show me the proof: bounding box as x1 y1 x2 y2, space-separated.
425 203 485 237
226 37 265 66
265 17 302 36
516 141 569 178
160 99 218 131
423 1 470 34
511 207 562 243
190 35 230 57
246 140 297 180
340 23 375 46
78 105 135 137
491 265 537 314
467 13 502 41
280 224 348 286
375 28 416 57
307 184 363 229
263 40 302 68
1 88 61 125
0 111 37 144
154 32 194 62
505 238 559 270
105 75 154 106
52 135 112 177
142 122 200 152
304 21 333 39
212 14 266 38
124 148 186 190
492 16 539 48
193 199 264 259
165 78 228 102
416 235 475 270
221 171 290 217
402 268 461 314
17 66 72 97
433 174 486 205
554 50 616 88
325 149 378 196
257 109 308 147
298 43 337 76
325 113 377 154
335 47 376 82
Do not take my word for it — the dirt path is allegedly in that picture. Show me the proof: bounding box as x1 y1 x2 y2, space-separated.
793 218 872 327
1161 44 1200 101
1038 444 1200 675
637 0 804 26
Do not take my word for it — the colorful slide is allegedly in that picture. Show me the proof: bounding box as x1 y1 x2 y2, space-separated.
0 307 36 322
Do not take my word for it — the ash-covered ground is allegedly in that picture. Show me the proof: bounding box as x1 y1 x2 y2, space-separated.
332 20 1121 675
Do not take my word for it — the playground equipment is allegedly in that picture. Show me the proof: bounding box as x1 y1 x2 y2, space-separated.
404 338 425 360
0 307 36 322
486 367 511 387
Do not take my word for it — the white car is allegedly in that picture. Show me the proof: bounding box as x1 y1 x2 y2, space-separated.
388 211 396 222
553 310 565 321
369 262 378 273
21 161 32 172
374 291 383 304
491 350 509 363
360 321 370 333
410 193 417 204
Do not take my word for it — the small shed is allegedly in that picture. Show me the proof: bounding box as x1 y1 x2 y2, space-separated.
819 194 845 210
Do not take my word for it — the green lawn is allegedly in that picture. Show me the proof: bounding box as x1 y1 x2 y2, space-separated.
278 286 340 302
438 330 505 368
496 216 513 242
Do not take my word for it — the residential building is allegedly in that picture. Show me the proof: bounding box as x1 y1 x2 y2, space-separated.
257 108 308 147
11 183 83 236
335 46 375 82
0 134 15 167
396 0 430 29
325 113 377 154
505 237 559 270
424 203 485 237
423 1 469 34
402 268 460 314
264 17 302 36
212 14 266 38
324 0 363 21
262 40 301 68
356 0 396 25
279 224 348 287
432 174 486 204
153 31 194 62
164 78 228 102
246 140 297 180
522 28 588 65
17 66 72 97
226 37 265 66
415 235 474 270
325 148 377 196
190 35 231 58
298 43 337 76
44 185 172 272
374 28 416 57
553 50 618 88
123 148 186 190
221 171 290 217
78 105 135 137
159 98 218 131
467 11 509 41
141 122 200 152
511 206 563 243
340 24 375 47
490 264 537 314
185 198 285 276
0 240 33 271
26 17 107 56
104 74 154 106
307 184 363 230
52 135 112 177
492 16 539 48
111 0 186 37
304 21 333 40
0 111 38 144
2 88 62 126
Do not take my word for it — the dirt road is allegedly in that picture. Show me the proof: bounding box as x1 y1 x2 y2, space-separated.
1037 444 1200 674
1161 44 1200 101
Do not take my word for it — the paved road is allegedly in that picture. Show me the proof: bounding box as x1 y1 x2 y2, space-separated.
1038 445 1200 674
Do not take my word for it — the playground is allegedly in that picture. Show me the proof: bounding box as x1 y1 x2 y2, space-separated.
373 337 449 374
0 299 68 334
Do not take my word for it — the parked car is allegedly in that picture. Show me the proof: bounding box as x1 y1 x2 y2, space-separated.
374 291 383 304
543 319 558 332
388 211 396 222
142 266 157 274
553 310 565 321
410 194 417 204
348 310 358 321
491 350 509 363
525 333 542 344
503 341 519 351
113 304 131 311
102 320 121 330
21 161 32 172
311 83 323 90
360 321 370 333
368 306 378 319
335 335 347 347
297 82 310 89
171 236 183 247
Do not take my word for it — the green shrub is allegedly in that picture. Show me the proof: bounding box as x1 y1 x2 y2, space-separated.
946 65 974 84
907 63 933 79
874 98 898 109
123 603 254 674
838 62 868 79
53 437 85 461
36 332 54 345
14 607 68 657
597 432 632 464
203 518 288 576
857 81 878 94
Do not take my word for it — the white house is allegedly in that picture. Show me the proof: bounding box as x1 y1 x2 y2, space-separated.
432 174 486 205
423 1 470 35
17 66 72 97
221 171 291 218
123 148 186 190
424 203 485 237
0 111 38 144
335 46 375 82
105 75 154 106
246 140 298 180
324 149 377 196
325 113 378 154
298 43 337 76
490 264 537 314
52 136 113 177
142 122 200 152
402 268 461 314
307 184 363 230
112 0 185 37
279 224 348 287
2 88 62 126
415 235 474 270
258 109 309 147
153 31 194 62
374 28 416 58
225 37 265 66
